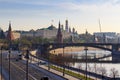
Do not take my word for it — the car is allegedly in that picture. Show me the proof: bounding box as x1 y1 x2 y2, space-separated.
38 61 48 65
40 76 49 80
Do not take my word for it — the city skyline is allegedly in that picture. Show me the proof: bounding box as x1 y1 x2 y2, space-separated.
1 0 120 34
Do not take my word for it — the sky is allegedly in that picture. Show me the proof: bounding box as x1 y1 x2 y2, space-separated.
1 0 120 34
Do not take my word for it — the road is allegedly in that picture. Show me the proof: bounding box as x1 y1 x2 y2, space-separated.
0 51 67 80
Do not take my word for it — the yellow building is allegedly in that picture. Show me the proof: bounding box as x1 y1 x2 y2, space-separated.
21 24 71 39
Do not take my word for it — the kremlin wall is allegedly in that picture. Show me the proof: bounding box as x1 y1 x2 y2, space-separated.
1 19 78 41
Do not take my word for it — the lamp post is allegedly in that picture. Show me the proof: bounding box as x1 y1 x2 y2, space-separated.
84 46 88 80
25 49 29 80
8 48 11 80
48 45 52 70
1 46 2 80
48 51 50 70
63 46 65 76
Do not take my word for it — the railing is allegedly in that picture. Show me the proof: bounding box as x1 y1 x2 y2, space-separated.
29 54 111 80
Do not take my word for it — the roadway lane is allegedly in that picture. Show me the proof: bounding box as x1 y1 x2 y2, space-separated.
1 51 67 80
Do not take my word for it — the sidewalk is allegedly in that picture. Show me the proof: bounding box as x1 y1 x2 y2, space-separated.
0 67 9 80
29 55 102 80
38 64 80 80
29 57 80 80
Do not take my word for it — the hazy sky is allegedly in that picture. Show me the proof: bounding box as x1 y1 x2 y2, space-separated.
1 0 120 34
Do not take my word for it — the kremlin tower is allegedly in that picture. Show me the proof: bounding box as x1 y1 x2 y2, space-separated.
65 19 69 32
7 21 14 41
56 21 63 43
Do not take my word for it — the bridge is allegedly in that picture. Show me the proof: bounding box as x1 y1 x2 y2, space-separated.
37 43 120 62
1 42 120 80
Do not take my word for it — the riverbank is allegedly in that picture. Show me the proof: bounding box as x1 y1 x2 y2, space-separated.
50 47 100 55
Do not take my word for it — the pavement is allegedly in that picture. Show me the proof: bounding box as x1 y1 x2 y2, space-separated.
22 56 68 80
29 56 102 80
0 66 9 80
1 50 98 80
38 65 80 80
28 56 81 80
1 51 67 80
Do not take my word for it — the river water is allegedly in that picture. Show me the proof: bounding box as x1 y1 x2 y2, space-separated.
67 50 120 77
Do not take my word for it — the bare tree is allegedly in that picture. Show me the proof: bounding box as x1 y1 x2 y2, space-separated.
93 63 97 73
78 63 83 76
78 63 83 70
93 63 99 75
99 67 107 79
87 64 91 79
110 68 119 79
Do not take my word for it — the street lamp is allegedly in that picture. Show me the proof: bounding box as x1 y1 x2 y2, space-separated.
48 45 52 70
63 46 65 76
48 51 50 70
1 46 3 80
8 48 12 80
25 49 29 80
84 46 88 80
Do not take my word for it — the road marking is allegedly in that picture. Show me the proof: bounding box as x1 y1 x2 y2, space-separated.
10 61 37 80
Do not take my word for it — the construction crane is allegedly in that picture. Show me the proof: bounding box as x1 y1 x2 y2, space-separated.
98 19 102 32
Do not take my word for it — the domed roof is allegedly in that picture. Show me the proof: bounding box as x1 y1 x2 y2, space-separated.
39 25 57 30
47 25 57 30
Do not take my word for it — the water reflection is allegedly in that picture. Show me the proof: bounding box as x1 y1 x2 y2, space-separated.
73 62 120 77
67 50 120 78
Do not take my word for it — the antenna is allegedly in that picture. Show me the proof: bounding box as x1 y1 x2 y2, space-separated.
98 19 102 32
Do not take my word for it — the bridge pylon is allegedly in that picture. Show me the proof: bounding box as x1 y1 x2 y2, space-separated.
112 44 120 61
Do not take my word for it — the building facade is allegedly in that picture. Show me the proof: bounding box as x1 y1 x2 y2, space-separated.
21 24 71 39
5 22 20 40
93 32 117 43
20 20 78 42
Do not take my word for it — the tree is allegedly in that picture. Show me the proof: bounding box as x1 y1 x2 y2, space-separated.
0 30 5 39
87 64 92 79
79 33 94 43
99 67 107 79
78 63 83 70
110 68 119 79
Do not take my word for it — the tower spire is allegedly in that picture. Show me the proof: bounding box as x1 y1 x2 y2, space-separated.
7 21 14 41
9 21 12 31
65 19 69 32
56 21 63 43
